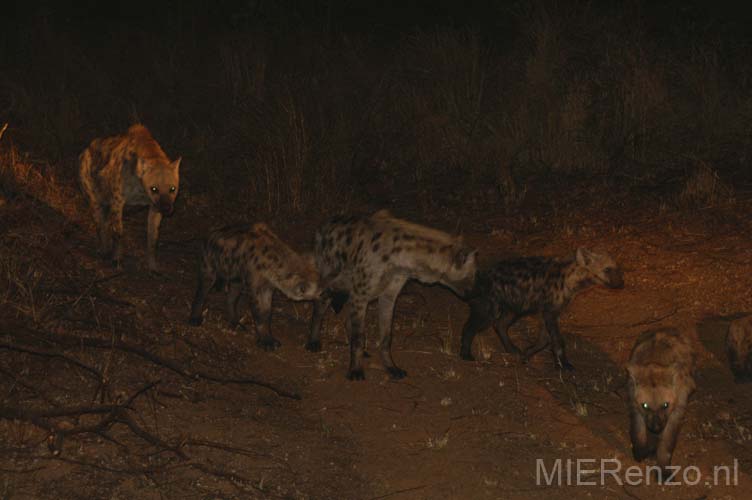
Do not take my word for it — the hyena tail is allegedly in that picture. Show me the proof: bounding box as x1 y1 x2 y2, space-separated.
329 291 350 313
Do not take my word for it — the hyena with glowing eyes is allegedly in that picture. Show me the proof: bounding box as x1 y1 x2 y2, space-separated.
626 328 696 479
189 223 322 350
460 248 624 370
79 124 180 272
307 209 478 380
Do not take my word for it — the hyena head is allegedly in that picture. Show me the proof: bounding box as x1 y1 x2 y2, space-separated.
627 364 693 434
277 253 322 301
575 247 624 289
440 242 478 297
139 157 181 217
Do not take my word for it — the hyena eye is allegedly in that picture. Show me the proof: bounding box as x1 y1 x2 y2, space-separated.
297 283 308 294
169 186 176 193
662 402 669 409
641 402 649 410
150 186 158 193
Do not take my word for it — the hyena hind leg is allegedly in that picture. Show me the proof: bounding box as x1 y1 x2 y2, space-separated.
189 269 216 326
250 286 280 351
492 310 523 358
226 281 244 329
307 292 333 352
459 299 495 361
376 285 407 380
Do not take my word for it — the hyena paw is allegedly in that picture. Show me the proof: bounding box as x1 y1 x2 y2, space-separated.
362 350 371 358
188 316 203 327
257 336 281 351
632 446 650 462
386 366 407 379
346 368 366 381
558 359 575 371
460 349 475 361
305 340 322 352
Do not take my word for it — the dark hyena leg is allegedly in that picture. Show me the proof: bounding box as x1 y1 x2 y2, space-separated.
460 298 495 361
493 310 523 357
189 265 215 326
346 299 369 381
376 279 408 379
146 207 163 273
250 286 279 351
226 281 244 328
523 318 551 362
656 405 686 472
306 292 333 352
630 409 653 461
108 198 125 268
542 311 574 371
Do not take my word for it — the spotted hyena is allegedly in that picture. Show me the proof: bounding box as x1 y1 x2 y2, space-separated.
307 209 477 381
626 328 696 479
460 248 624 370
189 223 321 350
79 124 180 272
726 315 752 383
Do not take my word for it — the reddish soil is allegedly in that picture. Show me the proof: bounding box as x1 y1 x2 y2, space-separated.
1 185 752 500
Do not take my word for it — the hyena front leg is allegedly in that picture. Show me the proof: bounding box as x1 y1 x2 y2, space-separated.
460 298 495 361
493 310 523 358
107 196 125 268
250 286 280 351
306 292 333 352
656 405 686 472
376 278 408 379
146 207 163 272
189 263 215 326
542 310 574 371
226 281 244 328
346 298 369 381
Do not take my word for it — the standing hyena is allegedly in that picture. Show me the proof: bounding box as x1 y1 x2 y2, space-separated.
626 328 696 479
79 124 180 271
460 248 624 370
307 209 477 381
189 223 322 350
726 315 752 383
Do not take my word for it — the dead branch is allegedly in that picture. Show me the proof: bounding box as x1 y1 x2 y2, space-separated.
0 341 103 380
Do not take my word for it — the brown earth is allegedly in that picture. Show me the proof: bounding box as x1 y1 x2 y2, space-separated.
1 182 752 500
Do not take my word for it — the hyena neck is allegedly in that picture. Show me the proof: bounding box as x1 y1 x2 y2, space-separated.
562 260 595 298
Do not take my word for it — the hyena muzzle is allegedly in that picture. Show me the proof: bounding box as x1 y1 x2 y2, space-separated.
308 209 477 381
78 124 180 272
726 315 752 383
189 223 322 350
460 247 624 370
626 328 696 479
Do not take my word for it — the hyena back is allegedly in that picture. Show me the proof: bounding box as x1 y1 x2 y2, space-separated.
79 124 180 271
460 248 624 370
726 315 752 383
189 223 321 350
626 328 696 477
308 209 477 380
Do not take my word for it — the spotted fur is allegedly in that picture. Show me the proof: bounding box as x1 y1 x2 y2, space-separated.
308 209 477 380
79 124 181 271
626 328 696 478
189 223 321 351
460 248 624 370
726 315 752 383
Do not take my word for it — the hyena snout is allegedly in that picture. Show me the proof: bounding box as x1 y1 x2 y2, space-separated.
604 267 624 289
645 411 668 434
158 195 174 217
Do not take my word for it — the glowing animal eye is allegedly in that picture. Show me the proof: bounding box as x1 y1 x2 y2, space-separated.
641 402 649 410
150 186 158 193
169 186 176 193
662 402 669 409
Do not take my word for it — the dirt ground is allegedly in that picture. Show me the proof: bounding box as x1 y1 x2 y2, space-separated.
1 182 752 500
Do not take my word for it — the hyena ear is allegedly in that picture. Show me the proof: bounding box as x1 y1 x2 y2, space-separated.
171 157 182 173
453 246 477 268
576 247 593 266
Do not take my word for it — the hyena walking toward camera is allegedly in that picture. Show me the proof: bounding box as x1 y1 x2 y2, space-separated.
460 248 624 370
189 223 321 350
726 315 752 383
307 209 477 380
79 124 180 271
626 328 696 477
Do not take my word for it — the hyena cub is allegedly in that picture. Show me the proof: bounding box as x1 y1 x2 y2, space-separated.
189 223 321 350
460 248 623 370
626 328 696 477
726 315 752 383
79 124 180 271
308 209 477 381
